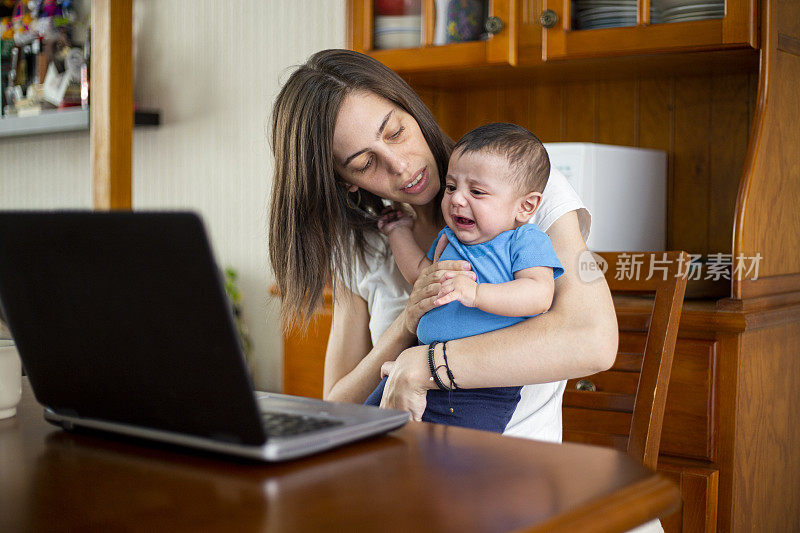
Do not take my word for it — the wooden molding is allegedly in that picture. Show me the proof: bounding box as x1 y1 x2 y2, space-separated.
732 0 800 295
90 0 133 210
738 273 800 299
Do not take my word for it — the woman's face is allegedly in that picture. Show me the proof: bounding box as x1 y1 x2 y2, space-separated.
332 91 440 206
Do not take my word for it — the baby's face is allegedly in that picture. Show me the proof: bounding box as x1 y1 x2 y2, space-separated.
441 150 531 245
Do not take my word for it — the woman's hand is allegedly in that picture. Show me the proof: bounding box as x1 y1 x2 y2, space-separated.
379 345 431 421
402 233 476 336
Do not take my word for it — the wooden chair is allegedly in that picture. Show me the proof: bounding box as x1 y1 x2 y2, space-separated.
563 251 689 470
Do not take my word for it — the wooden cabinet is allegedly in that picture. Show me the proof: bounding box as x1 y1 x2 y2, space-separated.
280 0 800 531
281 301 330 400
565 298 800 533
281 296 800 533
348 0 758 73
540 0 757 60
563 301 725 533
564 333 718 462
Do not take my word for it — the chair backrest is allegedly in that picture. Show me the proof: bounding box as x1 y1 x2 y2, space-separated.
576 251 689 470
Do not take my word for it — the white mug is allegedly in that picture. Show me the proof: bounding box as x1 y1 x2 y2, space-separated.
0 341 22 419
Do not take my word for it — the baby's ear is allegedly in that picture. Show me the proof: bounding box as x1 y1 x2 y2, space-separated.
516 191 542 223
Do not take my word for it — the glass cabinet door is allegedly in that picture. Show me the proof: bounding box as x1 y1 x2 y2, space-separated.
350 0 518 71
371 0 425 51
540 0 757 60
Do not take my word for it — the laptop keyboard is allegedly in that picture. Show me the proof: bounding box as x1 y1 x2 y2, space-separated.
261 412 344 437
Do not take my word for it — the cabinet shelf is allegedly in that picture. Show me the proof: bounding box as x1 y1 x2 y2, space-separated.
400 47 758 88
350 0 757 78
0 108 160 139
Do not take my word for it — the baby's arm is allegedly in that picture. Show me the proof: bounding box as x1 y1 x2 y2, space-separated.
435 266 555 317
378 210 433 285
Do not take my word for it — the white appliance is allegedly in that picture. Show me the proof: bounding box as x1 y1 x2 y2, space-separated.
544 143 667 251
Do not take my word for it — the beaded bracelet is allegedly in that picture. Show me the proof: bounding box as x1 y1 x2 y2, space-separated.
427 341 448 392
441 341 460 390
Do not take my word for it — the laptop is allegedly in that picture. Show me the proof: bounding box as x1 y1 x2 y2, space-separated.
0 211 408 461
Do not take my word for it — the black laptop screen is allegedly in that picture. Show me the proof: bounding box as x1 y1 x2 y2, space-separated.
0 212 266 445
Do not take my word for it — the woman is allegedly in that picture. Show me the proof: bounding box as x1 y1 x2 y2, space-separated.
269 49 618 441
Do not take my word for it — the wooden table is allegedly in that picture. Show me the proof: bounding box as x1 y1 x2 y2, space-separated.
0 381 679 532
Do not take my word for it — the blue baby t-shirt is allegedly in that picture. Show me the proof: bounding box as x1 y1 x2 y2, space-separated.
416 224 564 344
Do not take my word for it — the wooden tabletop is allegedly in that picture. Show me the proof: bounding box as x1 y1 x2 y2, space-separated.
0 381 679 532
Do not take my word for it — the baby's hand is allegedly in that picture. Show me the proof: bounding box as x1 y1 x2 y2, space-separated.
378 209 413 236
434 274 478 308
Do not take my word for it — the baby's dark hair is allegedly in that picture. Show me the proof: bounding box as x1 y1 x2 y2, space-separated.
452 123 550 193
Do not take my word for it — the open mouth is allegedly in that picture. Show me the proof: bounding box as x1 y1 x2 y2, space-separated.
400 168 428 193
453 215 475 229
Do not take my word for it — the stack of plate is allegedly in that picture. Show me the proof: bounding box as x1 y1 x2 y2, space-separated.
374 15 422 49
572 0 661 30
656 0 724 22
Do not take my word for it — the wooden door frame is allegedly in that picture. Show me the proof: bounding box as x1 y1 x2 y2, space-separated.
91 0 133 210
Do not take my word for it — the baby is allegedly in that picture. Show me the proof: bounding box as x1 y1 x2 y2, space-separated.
365 123 563 432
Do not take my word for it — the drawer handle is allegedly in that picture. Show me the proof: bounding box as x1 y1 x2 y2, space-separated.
576 379 597 392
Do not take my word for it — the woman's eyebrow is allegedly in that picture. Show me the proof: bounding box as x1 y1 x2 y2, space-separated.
342 109 395 167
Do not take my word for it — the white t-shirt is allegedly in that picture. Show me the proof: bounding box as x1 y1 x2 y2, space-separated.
343 167 591 442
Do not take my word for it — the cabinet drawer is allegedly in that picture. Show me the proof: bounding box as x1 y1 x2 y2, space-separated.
564 336 718 461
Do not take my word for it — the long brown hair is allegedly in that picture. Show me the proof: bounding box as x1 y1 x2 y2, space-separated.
269 49 453 329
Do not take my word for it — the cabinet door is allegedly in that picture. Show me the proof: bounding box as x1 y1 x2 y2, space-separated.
540 0 757 60
349 0 518 71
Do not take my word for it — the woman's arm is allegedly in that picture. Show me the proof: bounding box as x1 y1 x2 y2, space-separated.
380 210 618 416
323 239 475 404
323 282 419 403
322 283 374 401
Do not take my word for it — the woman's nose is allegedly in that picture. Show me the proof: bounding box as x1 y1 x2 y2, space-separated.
385 150 409 175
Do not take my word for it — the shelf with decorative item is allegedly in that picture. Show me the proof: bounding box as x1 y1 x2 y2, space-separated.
539 0 758 61
349 0 758 77
0 106 160 138
349 0 517 72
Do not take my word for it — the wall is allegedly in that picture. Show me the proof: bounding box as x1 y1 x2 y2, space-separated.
0 0 347 391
